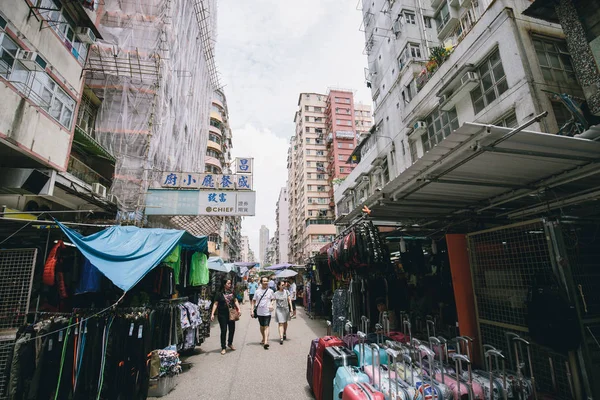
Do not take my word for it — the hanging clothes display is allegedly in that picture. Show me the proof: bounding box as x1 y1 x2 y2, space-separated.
332 288 348 334
189 252 209 286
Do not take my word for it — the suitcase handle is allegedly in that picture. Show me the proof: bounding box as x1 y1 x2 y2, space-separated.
386 347 400 399
512 336 537 400
429 336 445 384
338 316 346 338
426 317 436 339
375 323 383 345
357 331 367 369
485 349 507 400
436 336 449 365
419 344 437 393
456 336 473 360
370 343 381 390
452 354 473 400
327 320 332 336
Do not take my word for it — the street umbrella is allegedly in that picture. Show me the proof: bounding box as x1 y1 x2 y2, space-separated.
264 263 292 270
276 269 298 278
207 257 232 273
234 262 258 268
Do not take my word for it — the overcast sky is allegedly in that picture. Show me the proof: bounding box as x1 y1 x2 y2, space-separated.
217 0 372 259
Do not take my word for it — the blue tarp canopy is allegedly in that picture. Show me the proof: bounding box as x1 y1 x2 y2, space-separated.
56 221 207 292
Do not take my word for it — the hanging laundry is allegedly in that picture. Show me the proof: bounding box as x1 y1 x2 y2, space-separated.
43 241 66 286
189 252 209 286
162 245 181 284
75 258 102 294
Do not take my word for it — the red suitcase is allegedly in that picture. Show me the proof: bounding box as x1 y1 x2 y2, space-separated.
313 356 324 400
342 382 385 400
316 336 344 361
307 338 319 389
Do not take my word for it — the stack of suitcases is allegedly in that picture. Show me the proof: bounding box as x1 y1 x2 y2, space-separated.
306 313 537 400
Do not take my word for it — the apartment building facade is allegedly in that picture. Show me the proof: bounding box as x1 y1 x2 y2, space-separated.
275 187 289 264
336 0 584 220
0 1 118 218
287 92 371 264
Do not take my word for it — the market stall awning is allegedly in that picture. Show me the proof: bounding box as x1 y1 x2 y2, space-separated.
338 122 600 233
264 263 292 270
207 257 233 273
56 222 207 291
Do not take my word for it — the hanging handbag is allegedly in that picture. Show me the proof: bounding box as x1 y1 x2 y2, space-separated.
225 294 240 321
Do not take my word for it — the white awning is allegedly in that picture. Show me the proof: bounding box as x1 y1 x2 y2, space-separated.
338 122 600 233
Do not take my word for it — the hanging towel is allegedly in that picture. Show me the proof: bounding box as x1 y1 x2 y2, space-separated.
43 241 66 286
189 253 208 286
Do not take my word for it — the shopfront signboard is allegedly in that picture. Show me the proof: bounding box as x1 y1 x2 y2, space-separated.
145 189 256 216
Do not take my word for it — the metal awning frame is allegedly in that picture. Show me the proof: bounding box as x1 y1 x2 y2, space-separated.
337 113 600 233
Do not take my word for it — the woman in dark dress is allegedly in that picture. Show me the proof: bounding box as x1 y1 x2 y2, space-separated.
210 278 241 355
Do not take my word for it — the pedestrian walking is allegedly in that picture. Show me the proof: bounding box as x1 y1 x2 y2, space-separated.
274 281 293 345
210 278 241 355
248 277 258 304
268 274 276 291
251 276 275 349
287 278 297 318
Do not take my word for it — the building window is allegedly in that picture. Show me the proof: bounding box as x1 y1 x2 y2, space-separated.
470 49 508 115
316 150 324 156
340 167 345 173
409 140 418 163
205 164 222 174
424 16 432 28
315 128 323 135
314 107 323 112
206 148 221 158
305 127 310 133
307 173 312 179
337 143 343 148
423 107 459 152
0 33 18 78
317 173 325 180
435 2 451 33
338 155 344 161
306 149 311 155
307 185 313 191
209 133 221 144
306 161 311 167
532 37 578 86
551 102 572 131
305 116 310 122
494 112 518 128
76 93 99 134
349 143 354 149
404 12 416 25
398 43 422 70
305 105 310 111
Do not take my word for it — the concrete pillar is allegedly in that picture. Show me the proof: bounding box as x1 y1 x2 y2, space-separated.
556 0 600 116
446 233 481 365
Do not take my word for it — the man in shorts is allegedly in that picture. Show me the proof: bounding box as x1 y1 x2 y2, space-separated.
247 277 258 304
251 276 275 349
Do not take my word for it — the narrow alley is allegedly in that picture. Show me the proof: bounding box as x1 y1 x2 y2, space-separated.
162 303 322 400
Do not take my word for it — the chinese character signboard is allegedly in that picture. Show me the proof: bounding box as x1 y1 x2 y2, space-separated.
235 157 253 174
146 189 256 216
160 173 252 190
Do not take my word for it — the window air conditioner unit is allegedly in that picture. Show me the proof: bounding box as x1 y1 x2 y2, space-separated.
460 71 479 88
393 20 402 36
92 183 107 198
16 51 46 70
107 194 118 204
75 27 96 44
438 94 449 105
459 0 472 8
413 121 427 133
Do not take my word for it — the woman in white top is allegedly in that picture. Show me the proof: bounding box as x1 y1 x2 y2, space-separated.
274 281 293 345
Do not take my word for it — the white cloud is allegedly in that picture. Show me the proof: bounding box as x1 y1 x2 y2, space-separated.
231 124 288 256
217 0 374 257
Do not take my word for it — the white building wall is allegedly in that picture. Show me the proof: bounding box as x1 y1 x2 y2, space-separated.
336 0 574 217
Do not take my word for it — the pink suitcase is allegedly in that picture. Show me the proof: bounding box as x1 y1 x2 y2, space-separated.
342 382 385 400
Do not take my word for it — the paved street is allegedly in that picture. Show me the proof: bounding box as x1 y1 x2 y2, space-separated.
161 303 325 400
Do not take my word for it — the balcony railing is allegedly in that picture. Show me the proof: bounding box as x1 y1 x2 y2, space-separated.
67 156 111 187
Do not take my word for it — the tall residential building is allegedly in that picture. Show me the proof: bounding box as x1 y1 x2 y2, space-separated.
241 236 251 262
287 92 371 264
265 237 277 266
259 225 269 265
276 187 289 264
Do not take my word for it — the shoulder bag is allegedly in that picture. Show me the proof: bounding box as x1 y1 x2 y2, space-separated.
253 289 269 318
224 294 240 321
